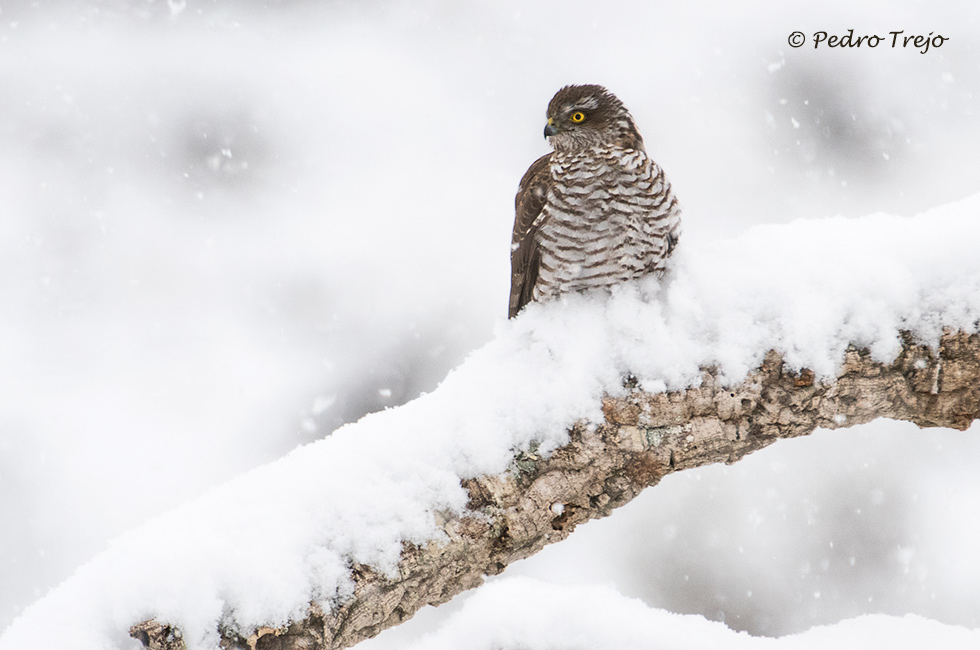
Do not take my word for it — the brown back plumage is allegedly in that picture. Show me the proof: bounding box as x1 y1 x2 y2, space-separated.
509 153 551 318
508 84 681 318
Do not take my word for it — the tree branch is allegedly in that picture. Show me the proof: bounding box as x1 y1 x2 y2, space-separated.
132 330 980 650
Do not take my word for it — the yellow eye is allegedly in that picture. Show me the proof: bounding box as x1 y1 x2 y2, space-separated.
570 111 586 123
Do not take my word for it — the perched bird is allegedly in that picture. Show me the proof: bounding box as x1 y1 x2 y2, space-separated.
508 84 682 318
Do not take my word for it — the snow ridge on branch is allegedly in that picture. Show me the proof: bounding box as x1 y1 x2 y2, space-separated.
135 330 980 650
2 197 980 650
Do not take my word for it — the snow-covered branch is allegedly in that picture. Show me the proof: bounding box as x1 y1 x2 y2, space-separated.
132 331 980 650
3 199 980 650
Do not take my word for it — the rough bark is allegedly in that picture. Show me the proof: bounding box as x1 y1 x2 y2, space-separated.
132 330 980 650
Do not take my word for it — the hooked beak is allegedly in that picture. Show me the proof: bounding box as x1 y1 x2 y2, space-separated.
544 117 557 138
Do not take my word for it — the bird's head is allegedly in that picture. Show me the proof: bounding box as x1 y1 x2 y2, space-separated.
543 84 644 152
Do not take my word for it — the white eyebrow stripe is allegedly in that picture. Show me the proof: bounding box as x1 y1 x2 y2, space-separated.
574 97 600 110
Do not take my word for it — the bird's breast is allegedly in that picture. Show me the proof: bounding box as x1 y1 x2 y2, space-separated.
532 146 679 300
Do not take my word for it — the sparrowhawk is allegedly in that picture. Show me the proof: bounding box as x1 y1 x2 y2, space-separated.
509 84 682 318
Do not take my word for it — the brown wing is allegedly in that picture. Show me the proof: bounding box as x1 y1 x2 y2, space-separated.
509 153 552 318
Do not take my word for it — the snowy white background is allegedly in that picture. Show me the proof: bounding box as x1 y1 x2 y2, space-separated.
1 0 979 645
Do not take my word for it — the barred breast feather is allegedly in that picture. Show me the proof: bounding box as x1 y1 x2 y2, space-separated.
509 144 681 317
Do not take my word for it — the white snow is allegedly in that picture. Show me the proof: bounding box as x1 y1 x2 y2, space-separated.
399 577 980 650
2 198 979 649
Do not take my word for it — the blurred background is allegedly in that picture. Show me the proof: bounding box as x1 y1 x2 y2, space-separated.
1 0 978 640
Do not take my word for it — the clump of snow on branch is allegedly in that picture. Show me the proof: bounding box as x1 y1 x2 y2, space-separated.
514 194 980 391
2 199 980 650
